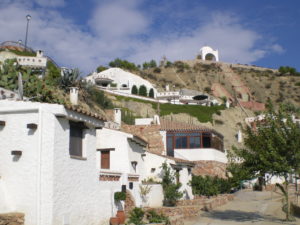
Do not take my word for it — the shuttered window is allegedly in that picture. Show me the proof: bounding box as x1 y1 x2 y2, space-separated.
101 151 110 169
69 121 84 157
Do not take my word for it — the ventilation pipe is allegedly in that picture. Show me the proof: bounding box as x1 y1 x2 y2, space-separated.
70 87 79 106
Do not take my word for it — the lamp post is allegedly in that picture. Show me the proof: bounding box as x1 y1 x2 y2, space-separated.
24 14 31 52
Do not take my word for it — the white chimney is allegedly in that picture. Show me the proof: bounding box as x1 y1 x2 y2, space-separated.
114 108 122 125
70 87 79 105
165 84 169 91
225 100 230 108
237 130 243 143
36 50 43 57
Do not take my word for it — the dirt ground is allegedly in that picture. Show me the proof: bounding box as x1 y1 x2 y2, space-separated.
185 190 300 225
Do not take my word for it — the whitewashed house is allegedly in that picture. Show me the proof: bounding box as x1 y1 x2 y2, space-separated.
96 126 148 210
0 100 126 225
85 68 157 97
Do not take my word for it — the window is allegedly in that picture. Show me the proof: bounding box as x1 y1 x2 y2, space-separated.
69 121 85 157
101 151 110 169
167 136 174 156
190 136 201 148
175 136 187 148
202 133 211 148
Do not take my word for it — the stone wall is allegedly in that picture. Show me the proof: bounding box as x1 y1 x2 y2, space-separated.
0 213 24 225
144 194 234 225
192 161 227 178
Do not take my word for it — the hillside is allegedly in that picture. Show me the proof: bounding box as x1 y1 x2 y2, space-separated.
137 59 300 108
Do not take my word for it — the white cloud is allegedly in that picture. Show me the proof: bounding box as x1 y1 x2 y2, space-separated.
88 0 149 38
0 2 283 74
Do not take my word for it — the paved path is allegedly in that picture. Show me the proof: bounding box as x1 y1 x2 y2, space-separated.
185 190 300 225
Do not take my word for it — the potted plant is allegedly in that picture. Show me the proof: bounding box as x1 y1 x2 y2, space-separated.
114 192 126 224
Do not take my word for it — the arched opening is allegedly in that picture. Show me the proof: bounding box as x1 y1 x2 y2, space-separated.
204 53 217 61
121 84 128 88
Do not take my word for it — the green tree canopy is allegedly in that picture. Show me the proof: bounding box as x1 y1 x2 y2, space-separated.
109 58 138 71
148 88 154 98
131 85 138 95
138 85 147 97
96 65 108 73
231 101 300 220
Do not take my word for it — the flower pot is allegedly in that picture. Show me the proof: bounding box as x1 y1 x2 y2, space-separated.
116 210 126 224
110 217 119 225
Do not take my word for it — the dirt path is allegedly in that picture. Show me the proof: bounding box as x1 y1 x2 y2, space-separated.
185 190 300 225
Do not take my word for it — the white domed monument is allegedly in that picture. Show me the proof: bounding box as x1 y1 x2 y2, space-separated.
197 46 219 62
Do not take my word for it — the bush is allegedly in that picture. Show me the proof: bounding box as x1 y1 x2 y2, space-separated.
189 175 231 197
295 82 300 86
138 85 147 97
109 58 138 71
146 210 169 224
161 162 183 206
127 208 145 225
148 88 154 98
96 65 108 73
131 85 138 94
114 191 126 201
153 67 161 73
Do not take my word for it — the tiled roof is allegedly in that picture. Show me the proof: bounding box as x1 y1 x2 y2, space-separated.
160 119 211 131
160 119 224 138
65 105 106 121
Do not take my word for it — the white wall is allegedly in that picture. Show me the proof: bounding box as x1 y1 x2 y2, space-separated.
97 128 146 210
0 101 110 225
174 148 228 163
141 184 163 207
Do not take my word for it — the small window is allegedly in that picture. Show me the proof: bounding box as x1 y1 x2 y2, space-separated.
203 135 211 148
101 151 110 169
175 136 187 148
190 136 201 148
69 121 84 157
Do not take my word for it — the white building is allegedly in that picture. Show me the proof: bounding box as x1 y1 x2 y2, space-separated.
85 68 157 96
0 100 128 225
96 127 148 209
16 50 47 68
198 46 219 62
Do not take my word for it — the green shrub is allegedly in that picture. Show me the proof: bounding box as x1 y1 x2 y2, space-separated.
127 207 145 225
189 175 231 197
114 191 126 201
109 58 138 71
148 88 154 98
295 82 300 86
96 65 108 73
146 210 169 224
138 85 147 97
161 162 183 206
131 85 138 94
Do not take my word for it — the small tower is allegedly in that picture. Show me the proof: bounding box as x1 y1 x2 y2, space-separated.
198 46 219 62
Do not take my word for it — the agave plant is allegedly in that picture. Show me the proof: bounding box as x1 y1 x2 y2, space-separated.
59 68 80 91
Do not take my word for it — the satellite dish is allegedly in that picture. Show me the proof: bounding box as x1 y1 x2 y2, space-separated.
18 72 23 100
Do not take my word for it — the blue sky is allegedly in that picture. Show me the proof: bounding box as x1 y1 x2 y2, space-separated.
0 0 299 74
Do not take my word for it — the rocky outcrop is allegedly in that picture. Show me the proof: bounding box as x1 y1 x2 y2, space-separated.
0 213 24 225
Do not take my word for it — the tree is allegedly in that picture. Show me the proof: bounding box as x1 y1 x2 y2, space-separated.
96 65 108 73
149 60 157 68
131 85 138 95
231 101 300 220
148 88 154 98
109 58 138 71
161 162 183 206
138 85 147 97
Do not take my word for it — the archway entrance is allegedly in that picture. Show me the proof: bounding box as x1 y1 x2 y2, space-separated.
204 53 217 61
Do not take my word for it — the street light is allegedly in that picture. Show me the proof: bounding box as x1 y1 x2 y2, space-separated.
24 14 31 52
